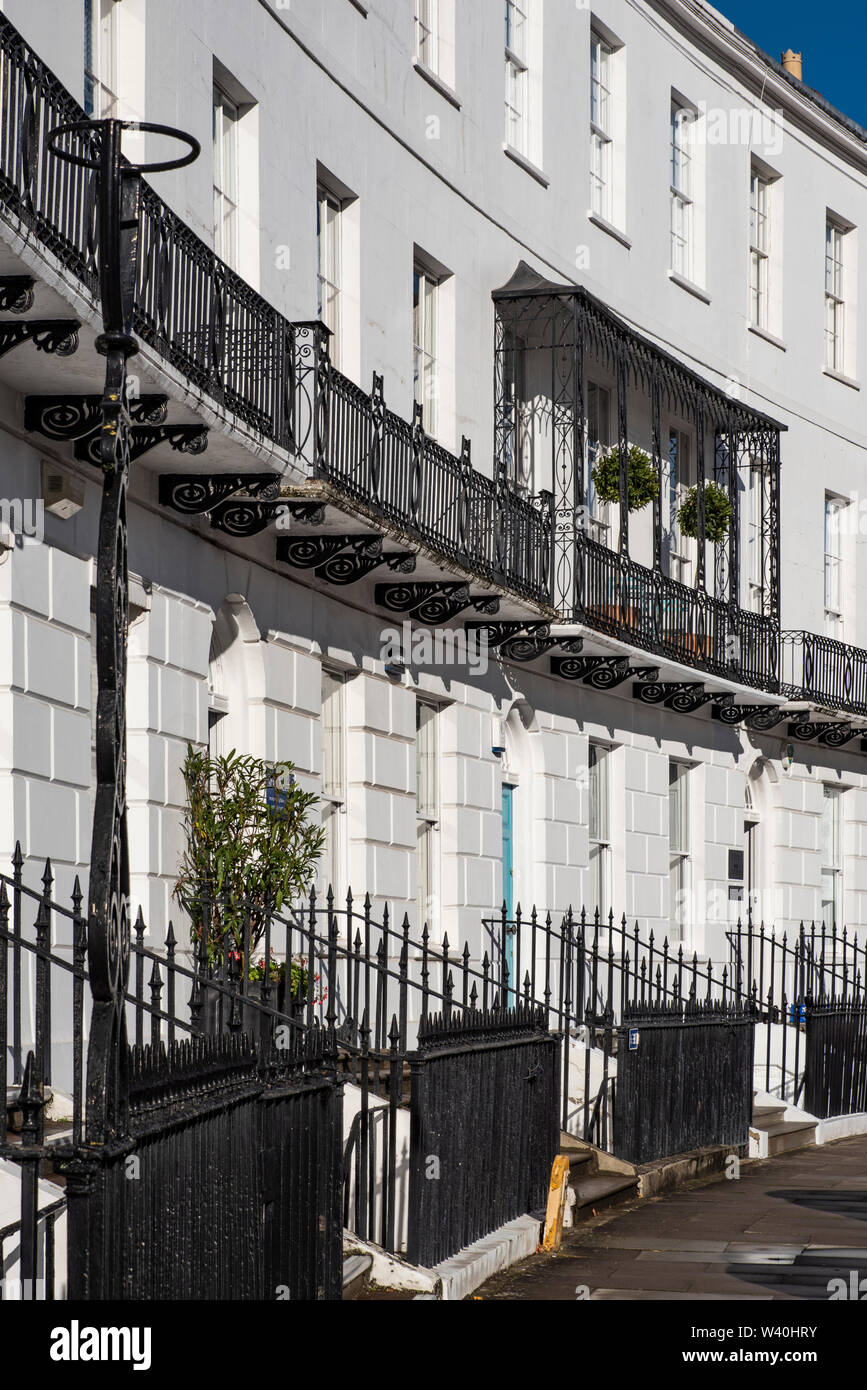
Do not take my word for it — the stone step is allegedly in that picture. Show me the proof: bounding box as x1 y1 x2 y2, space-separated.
563 1149 594 1176
764 1119 817 1156
572 1173 638 1216
752 1102 787 1127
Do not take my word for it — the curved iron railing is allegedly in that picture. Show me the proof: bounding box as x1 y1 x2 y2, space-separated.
781 630 867 717
577 533 780 690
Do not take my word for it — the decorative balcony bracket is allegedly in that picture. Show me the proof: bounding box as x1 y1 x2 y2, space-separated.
159 472 280 516
77 422 208 465
209 498 292 537
26 393 169 442
277 534 417 586
633 682 732 714
0 276 35 312
375 582 500 626
551 655 659 689
464 623 584 664
712 704 806 732
0 320 79 359
788 722 861 748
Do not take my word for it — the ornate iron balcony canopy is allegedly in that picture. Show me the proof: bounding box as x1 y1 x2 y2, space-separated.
492 261 786 434
493 262 785 692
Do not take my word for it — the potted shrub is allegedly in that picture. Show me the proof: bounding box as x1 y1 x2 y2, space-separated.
677 481 732 543
590 443 658 513
173 746 326 1029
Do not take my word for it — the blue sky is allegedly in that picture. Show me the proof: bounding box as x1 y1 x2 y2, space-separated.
717 0 867 129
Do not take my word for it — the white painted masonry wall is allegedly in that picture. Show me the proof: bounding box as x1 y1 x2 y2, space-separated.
2 1 867 963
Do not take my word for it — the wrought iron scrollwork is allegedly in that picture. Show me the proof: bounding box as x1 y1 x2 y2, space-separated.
0 319 79 359
159 472 279 515
77 421 208 465
633 681 719 714
0 276 35 312
26 393 170 443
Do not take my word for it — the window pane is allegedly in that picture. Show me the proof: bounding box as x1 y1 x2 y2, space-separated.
506 0 527 61
417 702 438 818
669 763 688 854
321 670 344 800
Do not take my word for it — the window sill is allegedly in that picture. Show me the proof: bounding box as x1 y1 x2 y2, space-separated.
412 60 461 109
503 144 550 188
668 270 710 304
823 366 860 391
748 323 786 352
587 211 631 250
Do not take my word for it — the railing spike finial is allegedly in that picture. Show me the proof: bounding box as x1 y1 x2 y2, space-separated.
12 841 23 872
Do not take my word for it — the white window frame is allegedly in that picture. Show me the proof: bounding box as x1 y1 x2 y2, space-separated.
669 762 691 943
588 743 611 920
670 101 694 281
590 33 614 224
825 218 847 374
416 701 440 932
320 668 347 897
317 185 343 368
750 169 770 331
668 427 694 585
84 0 119 118
821 786 843 929
586 381 612 547
746 459 764 614
824 495 845 638
414 0 440 74
505 0 529 157
413 262 439 436
213 82 240 268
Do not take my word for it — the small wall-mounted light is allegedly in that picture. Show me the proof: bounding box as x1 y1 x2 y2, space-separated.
385 660 406 682
492 717 506 756
41 460 84 519
782 743 795 772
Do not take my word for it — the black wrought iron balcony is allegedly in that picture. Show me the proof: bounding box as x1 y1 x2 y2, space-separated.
781 630 867 717
0 13 553 609
578 534 780 691
493 263 786 694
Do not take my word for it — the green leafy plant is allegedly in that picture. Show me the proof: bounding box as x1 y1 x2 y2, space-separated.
173 746 325 971
677 481 732 543
591 444 658 512
248 949 327 1005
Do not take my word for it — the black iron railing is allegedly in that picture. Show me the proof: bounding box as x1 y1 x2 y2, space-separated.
613 1000 754 1165
0 13 553 608
781 630 867 717
804 1001 867 1119
577 533 780 691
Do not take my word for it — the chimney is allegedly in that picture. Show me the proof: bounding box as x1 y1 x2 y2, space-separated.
781 49 803 80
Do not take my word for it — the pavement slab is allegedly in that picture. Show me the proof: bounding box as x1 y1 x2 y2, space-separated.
474 1134 867 1302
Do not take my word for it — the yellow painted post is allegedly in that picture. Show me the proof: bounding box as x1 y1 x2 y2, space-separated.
541 1154 571 1252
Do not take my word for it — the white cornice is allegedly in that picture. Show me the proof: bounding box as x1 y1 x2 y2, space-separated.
650 0 867 174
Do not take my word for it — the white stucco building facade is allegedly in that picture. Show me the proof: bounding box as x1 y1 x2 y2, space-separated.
2 0 867 980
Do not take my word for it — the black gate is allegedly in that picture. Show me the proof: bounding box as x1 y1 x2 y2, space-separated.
406 1003 558 1268
56 1025 343 1300
804 1000 867 1119
613 1001 754 1165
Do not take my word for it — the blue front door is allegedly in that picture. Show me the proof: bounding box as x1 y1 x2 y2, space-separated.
502 785 515 992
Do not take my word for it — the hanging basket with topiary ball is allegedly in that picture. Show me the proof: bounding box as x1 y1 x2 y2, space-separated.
591 444 658 513
677 481 732 543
